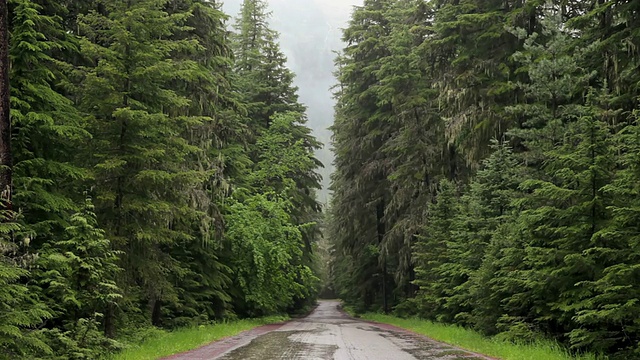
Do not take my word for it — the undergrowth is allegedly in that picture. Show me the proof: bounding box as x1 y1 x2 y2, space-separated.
357 313 601 360
109 315 288 360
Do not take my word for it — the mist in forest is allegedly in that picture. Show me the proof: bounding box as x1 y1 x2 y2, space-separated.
222 0 362 204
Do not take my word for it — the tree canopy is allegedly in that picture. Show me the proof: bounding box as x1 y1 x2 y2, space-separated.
0 0 323 358
329 1 640 358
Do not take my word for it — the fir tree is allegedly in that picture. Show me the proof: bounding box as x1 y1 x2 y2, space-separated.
77 0 218 333
0 211 51 359
330 0 395 312
34 197 121 358
569 112 640 357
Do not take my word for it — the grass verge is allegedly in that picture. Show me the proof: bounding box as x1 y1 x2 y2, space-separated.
110 315 288 360
359 313 599 360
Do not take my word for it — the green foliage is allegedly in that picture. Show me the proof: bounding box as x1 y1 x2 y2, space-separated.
225 191 315 315
110 315 288 360
359 313 599 360
34 198 122 358
232 0 304 131
2 0 322 358
0 210 52 359
329 0 640 359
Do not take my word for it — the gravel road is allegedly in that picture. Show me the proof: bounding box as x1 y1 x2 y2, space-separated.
164 300 493 360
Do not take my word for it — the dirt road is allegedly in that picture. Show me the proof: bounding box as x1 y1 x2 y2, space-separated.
165 300 492 360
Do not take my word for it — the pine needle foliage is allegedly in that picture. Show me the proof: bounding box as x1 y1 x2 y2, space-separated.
1 0 323 357
329 0 640 358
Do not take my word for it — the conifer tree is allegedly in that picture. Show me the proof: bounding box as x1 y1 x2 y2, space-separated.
10 0 88 241
377 0 443 298
508 95 616 340
0 212 51 359
330 0 395 312
330 1 640 358
412 179 458 320
415 142 519 325
568 112 640 356
232 0 304 131
34 198 121 357
0 0 11 199
230 0 323 314
77 0 219 333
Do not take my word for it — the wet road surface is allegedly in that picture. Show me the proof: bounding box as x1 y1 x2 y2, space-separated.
165 300 493 360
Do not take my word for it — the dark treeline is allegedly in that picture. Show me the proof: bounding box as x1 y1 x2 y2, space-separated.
329 0 640 358
0 0 323 358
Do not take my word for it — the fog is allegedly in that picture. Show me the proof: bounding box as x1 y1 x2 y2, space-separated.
221 0 362 204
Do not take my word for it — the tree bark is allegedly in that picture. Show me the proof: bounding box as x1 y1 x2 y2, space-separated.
104 303 115 338
0 0 11 205
376 199 388 314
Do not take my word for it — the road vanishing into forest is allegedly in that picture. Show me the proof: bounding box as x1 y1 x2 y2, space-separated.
164 300 493 360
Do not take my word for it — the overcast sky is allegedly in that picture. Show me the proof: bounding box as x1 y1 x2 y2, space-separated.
221 0 363 204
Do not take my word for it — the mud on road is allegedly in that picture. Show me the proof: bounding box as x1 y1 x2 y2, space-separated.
164 300 494 360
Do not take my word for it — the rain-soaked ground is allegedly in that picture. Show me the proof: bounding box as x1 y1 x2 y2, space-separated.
164 300 494 360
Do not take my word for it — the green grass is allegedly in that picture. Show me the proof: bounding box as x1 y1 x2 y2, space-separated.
359 313 600 360
110 315 288 360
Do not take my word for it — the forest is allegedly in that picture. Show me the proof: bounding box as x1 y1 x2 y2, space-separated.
329 0 640 359
0 0 324 358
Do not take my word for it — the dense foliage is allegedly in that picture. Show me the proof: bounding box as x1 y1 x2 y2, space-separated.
0 0 322 358
329 0 640 358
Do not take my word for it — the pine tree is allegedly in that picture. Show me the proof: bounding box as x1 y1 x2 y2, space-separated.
377 0 444 300
77 0 219 333
161 0 246 324
0 211 52 359
504 93 616 341
34 197 121 358
568 112 640 357
10 0 88 242
330 0 395 312
0 0 11 200
422 142 520 325
412 179 458 320
230 0 323 314
429 0 536 163
570 0 640 115
232 0 304 132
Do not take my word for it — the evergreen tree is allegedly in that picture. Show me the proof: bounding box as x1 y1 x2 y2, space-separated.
413 142 519 325
10 0 88 243
569 112 640 357
377 0 443 300
232 0 304 131
412 179 458 320
0 211 51 359
429 0 538 163
230 0 323 314
504 94 616 342
77 0 220 333
330 0 395 312
34 198 121 358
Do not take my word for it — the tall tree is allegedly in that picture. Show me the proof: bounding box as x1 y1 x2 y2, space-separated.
230 0 323 314
77 0 225 334
232 0 304 132
330 0 395 312
0 0 11 200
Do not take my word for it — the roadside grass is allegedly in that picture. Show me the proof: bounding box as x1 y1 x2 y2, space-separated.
110 315 289 360
357 313 600 360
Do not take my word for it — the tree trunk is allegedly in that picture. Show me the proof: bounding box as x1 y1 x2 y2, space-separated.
104 303 115 338
376 200 388 314
0 0 11 205
151 298 162 327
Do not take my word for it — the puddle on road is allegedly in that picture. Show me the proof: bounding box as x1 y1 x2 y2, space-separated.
218 330 338 360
